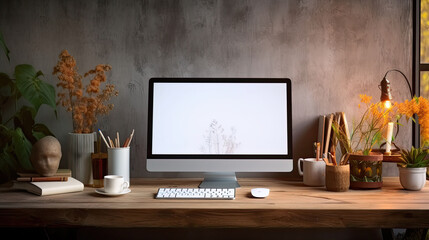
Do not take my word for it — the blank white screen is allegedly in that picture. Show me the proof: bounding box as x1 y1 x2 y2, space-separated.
152 82 288 155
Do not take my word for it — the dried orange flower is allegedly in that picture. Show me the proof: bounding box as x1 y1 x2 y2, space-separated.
333 95 396 155
397 96 429 146
53 50 118 133
359 94 372 104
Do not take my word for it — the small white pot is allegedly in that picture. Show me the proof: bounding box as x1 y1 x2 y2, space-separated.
398 167 427 191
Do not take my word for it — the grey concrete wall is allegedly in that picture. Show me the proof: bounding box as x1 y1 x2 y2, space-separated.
0 0 412 179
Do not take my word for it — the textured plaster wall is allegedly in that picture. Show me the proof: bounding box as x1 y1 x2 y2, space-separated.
0 0 412 179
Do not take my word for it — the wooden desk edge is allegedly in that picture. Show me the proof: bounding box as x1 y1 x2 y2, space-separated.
1 208 429 228
1 177 429 229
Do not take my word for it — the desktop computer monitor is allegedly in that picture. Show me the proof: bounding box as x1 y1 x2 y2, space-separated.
147 78 293 188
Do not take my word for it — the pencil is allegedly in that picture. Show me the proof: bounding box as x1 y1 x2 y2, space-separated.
123 137 130 148
108 136 114 148
126 129 135 147
98 129 110 148
117 132 120 148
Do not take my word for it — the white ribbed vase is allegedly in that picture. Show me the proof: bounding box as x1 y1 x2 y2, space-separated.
68 132 96 185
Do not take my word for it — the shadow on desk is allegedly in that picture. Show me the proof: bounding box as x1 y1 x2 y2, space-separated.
3 227 387 240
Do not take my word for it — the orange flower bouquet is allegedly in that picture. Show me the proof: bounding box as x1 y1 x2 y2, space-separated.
333 94 395 156
53 50 118 133
396 96 429 147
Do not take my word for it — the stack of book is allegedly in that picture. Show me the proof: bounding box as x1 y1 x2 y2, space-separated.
318 112 350 161
16 169 72 181
12 169 84 196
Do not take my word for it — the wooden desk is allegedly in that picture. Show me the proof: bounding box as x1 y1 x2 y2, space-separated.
0 177 428 229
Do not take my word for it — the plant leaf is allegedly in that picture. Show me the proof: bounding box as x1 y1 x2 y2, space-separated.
33 123 55 140
14 64 56 111
0 124 12 150
0 72 12 88
11 128 33 171
0 31 10 62
0 149 17 183
13 106 37 144
0 72 13 110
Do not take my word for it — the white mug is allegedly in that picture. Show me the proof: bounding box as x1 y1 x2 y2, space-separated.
298 158 326 186
104 175 129 193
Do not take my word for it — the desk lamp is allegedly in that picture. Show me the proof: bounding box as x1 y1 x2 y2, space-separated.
378 69 413 152
379 69 413 108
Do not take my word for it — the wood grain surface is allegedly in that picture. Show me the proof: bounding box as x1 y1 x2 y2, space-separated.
1 177 428 228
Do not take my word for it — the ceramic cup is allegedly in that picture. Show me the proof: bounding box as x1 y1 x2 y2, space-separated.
104 175 129 194
298 158 326 186
108 147 130 184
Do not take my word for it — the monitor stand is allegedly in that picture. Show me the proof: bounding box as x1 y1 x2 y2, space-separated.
199 172 241 188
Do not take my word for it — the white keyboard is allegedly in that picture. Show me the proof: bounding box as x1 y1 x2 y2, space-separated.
156 188 235 200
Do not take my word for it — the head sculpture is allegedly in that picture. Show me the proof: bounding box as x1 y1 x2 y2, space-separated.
30 136 62 176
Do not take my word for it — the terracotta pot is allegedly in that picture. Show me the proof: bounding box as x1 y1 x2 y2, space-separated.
349 153 383 189
325 164 350 192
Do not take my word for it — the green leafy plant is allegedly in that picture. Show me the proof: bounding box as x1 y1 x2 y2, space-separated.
398 146 429 168
0 31 56 182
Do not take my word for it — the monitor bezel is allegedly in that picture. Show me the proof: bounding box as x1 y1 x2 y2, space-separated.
147 78 293 160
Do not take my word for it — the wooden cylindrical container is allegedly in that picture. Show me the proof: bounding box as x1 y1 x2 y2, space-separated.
326 164 350 192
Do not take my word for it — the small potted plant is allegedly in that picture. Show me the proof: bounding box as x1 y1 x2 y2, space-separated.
397 146 429 191
332 94 396 189
0 32 56 183
396 96 429 190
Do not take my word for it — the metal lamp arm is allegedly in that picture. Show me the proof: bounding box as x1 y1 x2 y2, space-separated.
384 69 413 98
382 69 413 146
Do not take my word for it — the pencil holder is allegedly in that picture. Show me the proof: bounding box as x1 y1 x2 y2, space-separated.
108 147 130 184
325 164 350 192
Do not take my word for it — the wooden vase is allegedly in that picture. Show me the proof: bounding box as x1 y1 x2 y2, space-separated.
325 164 350 192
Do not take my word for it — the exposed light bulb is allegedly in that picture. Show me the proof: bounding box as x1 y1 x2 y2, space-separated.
383 100 392 109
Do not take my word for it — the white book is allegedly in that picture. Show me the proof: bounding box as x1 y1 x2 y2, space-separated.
12 177 84 196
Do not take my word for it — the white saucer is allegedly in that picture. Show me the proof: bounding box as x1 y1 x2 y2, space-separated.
95 188 131 196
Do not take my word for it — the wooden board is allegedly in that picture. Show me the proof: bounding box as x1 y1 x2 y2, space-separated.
324 114 334 157
372 149 402 163
1 177 429 228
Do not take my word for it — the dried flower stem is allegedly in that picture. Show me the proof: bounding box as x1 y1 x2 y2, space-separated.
333 95 394 156
53 50 118 133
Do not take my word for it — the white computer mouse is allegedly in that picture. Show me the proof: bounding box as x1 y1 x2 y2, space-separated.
251 188 270 198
